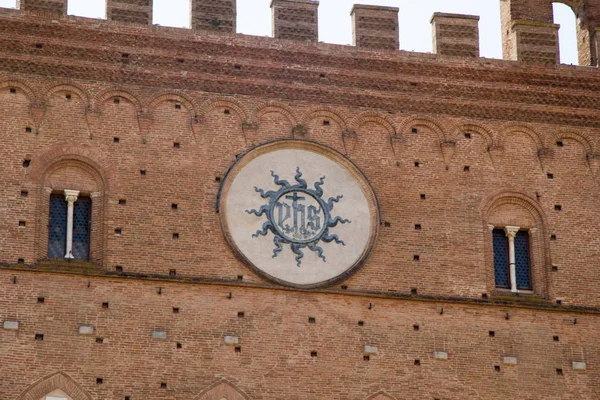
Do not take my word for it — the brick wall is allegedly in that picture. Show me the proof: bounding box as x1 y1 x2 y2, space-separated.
1 1 600 399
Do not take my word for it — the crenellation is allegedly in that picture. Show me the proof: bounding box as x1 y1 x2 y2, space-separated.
19 0 66 16
431 12 480 58
351 4 399 50
191 0 236 32
271 0 319 42
107 0 152 25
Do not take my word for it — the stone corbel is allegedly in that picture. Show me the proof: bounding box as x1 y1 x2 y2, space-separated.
586 152 600 176
390 133 403 156
488 145 505 168
241 121 259 146
538 148 554 173
137 110 153 138
341 129 358 155
440 140 456 168
29 101 46 134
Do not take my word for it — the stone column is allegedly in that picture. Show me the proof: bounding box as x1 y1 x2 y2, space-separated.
504 226 520 293
64 189 79 259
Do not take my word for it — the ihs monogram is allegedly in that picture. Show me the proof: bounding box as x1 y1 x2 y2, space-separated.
246 168 351 266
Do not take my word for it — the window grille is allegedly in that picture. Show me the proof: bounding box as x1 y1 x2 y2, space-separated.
48 194 68 258
492 229 509 288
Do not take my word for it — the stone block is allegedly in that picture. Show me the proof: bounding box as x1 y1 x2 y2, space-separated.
503 356 518 365
152 330 167 339
364 345 377 354
434 351 448 360
224 335 239 345
78 325 94 335
572 361 587 370
3 320 19 330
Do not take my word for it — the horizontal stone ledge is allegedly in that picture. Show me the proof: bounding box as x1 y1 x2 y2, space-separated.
2 265 599 315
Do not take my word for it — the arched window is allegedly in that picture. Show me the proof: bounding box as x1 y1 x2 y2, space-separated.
483 193 550 298
553 2 579 65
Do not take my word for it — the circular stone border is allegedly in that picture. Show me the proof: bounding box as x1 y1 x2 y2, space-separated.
217 139 380 289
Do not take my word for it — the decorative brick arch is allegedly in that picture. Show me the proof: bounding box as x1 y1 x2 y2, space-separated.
548 130 594 155
27 142 113 191
94 89 143 113
481 191 551 298
0 79 38 103
450 123 494 148
365 390 396 400
148 91 200 116
496 123 544 150
350 112 396 136
194 380 250 400
17 371 92 400
300 106 349 131
397 116 445 142
199 97 249 122
252 101 298 127
44 83 91 109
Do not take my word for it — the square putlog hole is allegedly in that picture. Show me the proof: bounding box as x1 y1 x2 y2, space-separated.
308 317 316 324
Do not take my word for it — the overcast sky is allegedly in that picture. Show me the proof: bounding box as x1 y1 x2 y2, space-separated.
0 0 579 64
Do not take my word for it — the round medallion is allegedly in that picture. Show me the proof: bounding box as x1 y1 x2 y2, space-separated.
218 140 379 288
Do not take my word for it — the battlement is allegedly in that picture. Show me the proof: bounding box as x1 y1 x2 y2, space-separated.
5 0 600 67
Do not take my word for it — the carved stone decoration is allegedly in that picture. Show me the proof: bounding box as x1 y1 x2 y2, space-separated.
137 111 153 137
241 121 259 146
218 140 379 289
85 107 102 138
587 152 600 176
292 124 308 138
390 133 403 156
488 145 505 168
537 147 554 173
440 140 456 167
29 102 46 133
341 129 358 155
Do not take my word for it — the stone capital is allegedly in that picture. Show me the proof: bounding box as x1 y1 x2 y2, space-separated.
64 189 80 204
504 226 520 238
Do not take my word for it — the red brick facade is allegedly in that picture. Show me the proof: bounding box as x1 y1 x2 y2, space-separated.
1 1 600 399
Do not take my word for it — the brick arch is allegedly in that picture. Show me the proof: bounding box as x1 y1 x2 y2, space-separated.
94 89 143 113
549 130 594 154
349 112 396 136
365 391 396 400
194 380 250 400
450 123 494 148
397 116 445 141
17 371 92 400
252 101 298 126
300 106 349 130
199 97 249 122
44 84 91 108
482 191 547 226
27 142 113 191
496 123 544 149
0 79 38 103
148 91 200 116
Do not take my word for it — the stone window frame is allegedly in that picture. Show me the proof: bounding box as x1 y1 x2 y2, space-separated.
482 192 551 298
34 159 106 265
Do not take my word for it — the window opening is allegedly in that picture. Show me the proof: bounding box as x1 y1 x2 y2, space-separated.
153 0 190 28
48 191 91 260
553 3 579 65
67 0 106 19
493 228 531 292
